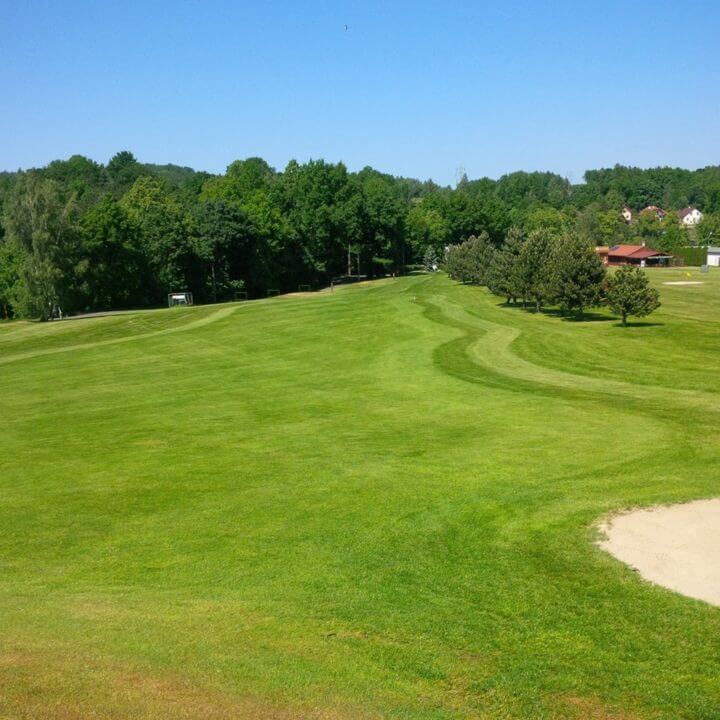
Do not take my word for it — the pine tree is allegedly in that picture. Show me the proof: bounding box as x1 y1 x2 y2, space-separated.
606 265 660 326
423 245 439 271
487 227 524 303
542 233 605 318
515 230 551 311
443 232 495 285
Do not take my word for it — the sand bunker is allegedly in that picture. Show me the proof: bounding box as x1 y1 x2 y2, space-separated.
599 498 720 606
663 281 704 285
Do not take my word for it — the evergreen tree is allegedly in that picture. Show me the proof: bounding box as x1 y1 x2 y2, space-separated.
443 232 495 284
423 245 439 271
443 243 466 281
606 265 660 326
542 233 605 317
515 230 551 311
487 227 524 303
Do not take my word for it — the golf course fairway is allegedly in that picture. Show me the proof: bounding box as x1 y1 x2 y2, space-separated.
1 268 719 719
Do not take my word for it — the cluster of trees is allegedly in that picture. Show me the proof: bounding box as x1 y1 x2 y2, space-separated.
0 153 424 319
445 230 660 325
0 154 712 319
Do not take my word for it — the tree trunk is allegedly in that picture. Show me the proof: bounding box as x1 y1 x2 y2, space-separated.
622 312 627 327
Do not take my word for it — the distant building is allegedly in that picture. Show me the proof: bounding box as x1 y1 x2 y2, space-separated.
707 247 720 267
621 206 633 223
639 206 667 220
678 207 704 226
595 244 674 267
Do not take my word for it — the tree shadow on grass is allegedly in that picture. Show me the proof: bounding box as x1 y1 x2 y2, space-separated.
611 320 665 328
496 302 615 323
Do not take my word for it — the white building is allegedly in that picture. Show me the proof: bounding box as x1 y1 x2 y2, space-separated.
678 207 704 226
707 247 720 267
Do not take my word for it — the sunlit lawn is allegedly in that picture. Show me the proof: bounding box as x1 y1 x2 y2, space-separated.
1 268 718 719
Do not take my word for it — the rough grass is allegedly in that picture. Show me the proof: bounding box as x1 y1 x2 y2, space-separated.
0 268 719 718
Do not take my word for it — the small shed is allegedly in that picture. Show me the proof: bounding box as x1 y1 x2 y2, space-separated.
707 247 720 267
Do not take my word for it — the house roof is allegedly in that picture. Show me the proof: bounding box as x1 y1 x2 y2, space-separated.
640 205 667 216
606 244 667 259
678 207 699 218
708 246 720 254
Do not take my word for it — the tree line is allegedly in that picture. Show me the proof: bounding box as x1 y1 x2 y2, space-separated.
445 231 660 325
0 153 714 319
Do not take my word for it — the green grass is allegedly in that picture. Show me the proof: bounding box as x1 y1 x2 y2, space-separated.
1 268 719 719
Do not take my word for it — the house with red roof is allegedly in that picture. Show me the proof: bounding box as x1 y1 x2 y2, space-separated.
639 206 667 220
595 244 674 267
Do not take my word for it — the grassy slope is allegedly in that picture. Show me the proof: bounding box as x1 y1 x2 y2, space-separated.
0 269 719 719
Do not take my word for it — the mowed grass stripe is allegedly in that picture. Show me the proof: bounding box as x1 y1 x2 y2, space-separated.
0 271 719 718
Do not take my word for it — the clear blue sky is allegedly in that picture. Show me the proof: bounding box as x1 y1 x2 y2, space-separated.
2 0 718 185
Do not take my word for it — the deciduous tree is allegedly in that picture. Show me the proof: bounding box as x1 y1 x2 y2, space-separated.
2 174 79 319
77 196 147 309
606 265 660 326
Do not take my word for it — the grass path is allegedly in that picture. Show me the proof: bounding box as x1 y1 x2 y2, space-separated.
424 293 720 414
0 270 719 719
0 304 241 365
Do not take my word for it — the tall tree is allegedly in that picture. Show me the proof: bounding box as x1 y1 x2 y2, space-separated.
77 196 148 310
273 159 355 283
353 169 408 274
2 174 79 319
406 203 449 260
515 230 552 311
121 176 198 300
44 155 106 203
0 242 19 318
522 206 573 237
487 227 524 303
542 233 605 317
697 213 720 247
107 151 149 194
193 200 260 300
443 233 495 285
